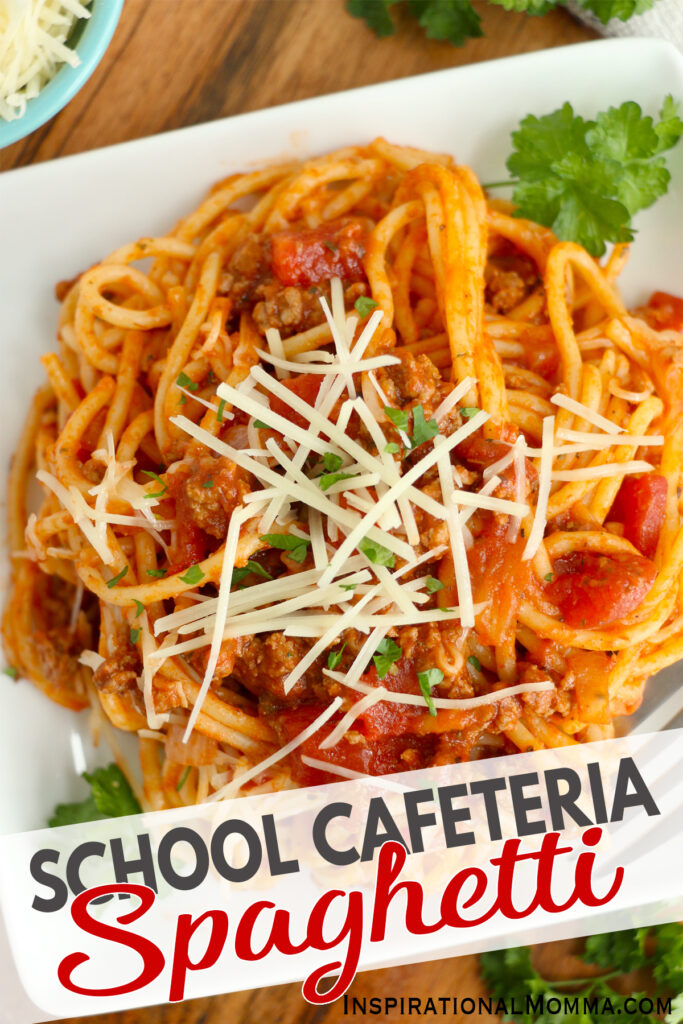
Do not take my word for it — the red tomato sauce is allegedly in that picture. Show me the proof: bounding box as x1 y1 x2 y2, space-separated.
267 373 324 431
271 219 368 287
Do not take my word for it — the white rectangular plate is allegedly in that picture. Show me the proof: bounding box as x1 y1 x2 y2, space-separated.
1 36 682 836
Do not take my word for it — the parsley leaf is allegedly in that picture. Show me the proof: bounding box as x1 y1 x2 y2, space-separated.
488 0 556 12
201 479 214 489
179 564 205 586
133 599 145 617
327 643 347 671
460 406 481 418
146 568 166 579
384 442 401 454
384 406 410 433
176 766 191 792
129 627 140 644
323 240 339 254
319 471 356 492
261 533 311 564
425 575 444 593
253 419 270 429
408 0 483 45
467 654 482 672
176 371 198 392
410 404 439 448
577 0 656 24
3 665 18 679
544 571 554 582
346 0 396 37
323 452 344 472
504 97 683 256
373 638 402 679
216 398 226 423
49 764 141 827
231 560 273 586
358 536 396 567
141 469 167 498
417 667 443 716
106 566 128 589
354 295 379 317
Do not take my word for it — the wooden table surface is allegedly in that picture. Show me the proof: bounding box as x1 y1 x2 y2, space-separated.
2 1 595 1020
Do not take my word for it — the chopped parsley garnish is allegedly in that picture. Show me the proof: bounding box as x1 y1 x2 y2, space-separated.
129 627 141 644
488 96 683 257
327 643 347 671
354 295 379 317
323 240 339 254
133 599 145 617
146 568 167 579
384 406 410 433
48 763 141 827
232 560 273 586
373 638 402 679
544 571 554 582
176 371 198 392
261 533 311 564
340 583 357 591
467 654 482 672
358 536 395 568
3 666 18 680
384 442 401 454
106 566 128 589
460 406 481 419
409 404 439 448
201 479 214 489
323 452 344 472
253 419 270 429
319 471 356 492
141 469 167 498
417 667 444 716
176 766 192 792
425 576 444 594
180 564 205 586
216 398 226 423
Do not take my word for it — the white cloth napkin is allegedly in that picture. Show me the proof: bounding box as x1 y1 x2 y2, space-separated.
567 0 683 50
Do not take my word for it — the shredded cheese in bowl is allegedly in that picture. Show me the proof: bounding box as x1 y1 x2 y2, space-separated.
0 0 91 122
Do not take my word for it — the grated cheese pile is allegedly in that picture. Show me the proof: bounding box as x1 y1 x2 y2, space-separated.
0 0 91 122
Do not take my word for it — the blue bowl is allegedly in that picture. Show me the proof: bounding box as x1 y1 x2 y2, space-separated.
0 0 124 149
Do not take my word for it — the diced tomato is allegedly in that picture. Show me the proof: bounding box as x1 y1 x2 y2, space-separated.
271 219 368 287
268 373 323 431
646 291 683 331
546 551 656 629
610 474 668 559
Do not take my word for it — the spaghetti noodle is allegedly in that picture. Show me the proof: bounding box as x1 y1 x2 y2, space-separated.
4 140 683 810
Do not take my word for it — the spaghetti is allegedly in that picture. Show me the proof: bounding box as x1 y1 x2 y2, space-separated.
4 140 683 811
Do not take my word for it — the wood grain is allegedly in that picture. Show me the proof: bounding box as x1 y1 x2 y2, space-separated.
3 1 596 1020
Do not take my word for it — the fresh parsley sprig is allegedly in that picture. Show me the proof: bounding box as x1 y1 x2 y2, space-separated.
480 924 683 1024
49 764 141 827
261 533 311 564
347 0 661 48
488 97 683 256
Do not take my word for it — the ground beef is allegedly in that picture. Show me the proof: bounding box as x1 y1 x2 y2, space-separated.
93 640 141 695
377 352 442 410
32 628 82 694
220 233 370 337
232 633 325 703
177 456 252 539
485 254 539 315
